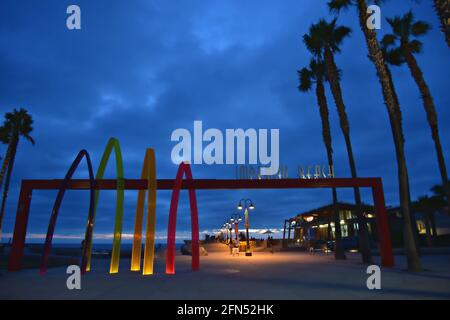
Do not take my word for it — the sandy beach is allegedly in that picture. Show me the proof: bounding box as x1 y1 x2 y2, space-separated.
1 245 449 300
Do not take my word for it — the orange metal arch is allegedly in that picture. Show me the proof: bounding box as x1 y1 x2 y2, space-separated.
131 149 157 275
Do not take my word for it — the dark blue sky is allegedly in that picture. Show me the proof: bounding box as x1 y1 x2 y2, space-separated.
1 1 449 243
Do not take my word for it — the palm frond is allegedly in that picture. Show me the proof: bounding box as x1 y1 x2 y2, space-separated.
297 68 313 92
334 26 352 47
386 16 404 38
381 34 397 49
24 134 35 145
309 58 327 83
411 21 431 37
327 0 353 14
1 108 35 144
384 47 405 66
409 39 423 53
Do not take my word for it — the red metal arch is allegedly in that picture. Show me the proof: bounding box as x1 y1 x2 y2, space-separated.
39 150 95 276
165 162 200 274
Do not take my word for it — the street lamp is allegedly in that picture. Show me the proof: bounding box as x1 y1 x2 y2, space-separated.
230 213 242 241
237 198 255 256
222 222 229 243
227 221 233 248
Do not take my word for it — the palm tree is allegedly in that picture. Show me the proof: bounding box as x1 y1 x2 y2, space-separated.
0 109 35 241
298 58 346 260
0 126 11 189
328 0 422 271
433 0 450 48
382 11 450 214
303 19 372 264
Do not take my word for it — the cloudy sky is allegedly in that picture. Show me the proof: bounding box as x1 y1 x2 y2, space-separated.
0 0 449 243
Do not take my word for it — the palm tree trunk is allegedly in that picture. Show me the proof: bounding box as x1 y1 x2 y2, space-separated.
316 80 346 260
386 63 422 253
402 46 450 214
0 142 12 191
323 48 372 264
433 0 450 48
331 188 346 259
356 0 422 271
0 135 18 239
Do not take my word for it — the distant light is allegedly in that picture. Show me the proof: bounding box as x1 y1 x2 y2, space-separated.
249 204 255 210
305 216 314 222
340 220 345 225
237 205 243 210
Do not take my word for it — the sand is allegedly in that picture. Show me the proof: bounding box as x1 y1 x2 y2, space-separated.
0 248 449 299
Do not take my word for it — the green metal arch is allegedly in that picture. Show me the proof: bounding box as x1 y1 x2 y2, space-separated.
84 137 125 274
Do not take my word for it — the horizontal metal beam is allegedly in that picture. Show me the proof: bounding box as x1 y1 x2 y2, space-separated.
21 178 381 190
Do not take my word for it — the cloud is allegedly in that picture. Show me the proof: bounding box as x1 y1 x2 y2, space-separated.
0 0 449 241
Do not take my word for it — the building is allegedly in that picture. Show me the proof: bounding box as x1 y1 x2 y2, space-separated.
284 202 450 250
283 202 376 250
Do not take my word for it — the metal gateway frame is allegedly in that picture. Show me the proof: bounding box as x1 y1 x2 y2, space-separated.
8 176 394 272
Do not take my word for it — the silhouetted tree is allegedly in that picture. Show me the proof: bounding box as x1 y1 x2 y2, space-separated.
303 19 372 263
0 109 35 240
298 58 346 260
328 0 422 272
382 11 450 213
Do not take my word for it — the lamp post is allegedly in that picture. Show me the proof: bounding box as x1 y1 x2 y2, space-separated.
222 222 229 243
237 198 255 256
230 213 242 241
227 221 233 253
223 221 233 244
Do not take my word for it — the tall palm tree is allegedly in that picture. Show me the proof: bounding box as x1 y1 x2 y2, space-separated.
433 0 450 48
298 58 346 260
382 11 450 214
328 0 422 271
303 19 372 264
0 125 11 189
379 39 423 249
0 109 35 240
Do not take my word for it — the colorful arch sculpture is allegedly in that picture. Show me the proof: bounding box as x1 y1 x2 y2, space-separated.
39 150 95 276
84 137 125 274
130 148 157 275
166 162 200 274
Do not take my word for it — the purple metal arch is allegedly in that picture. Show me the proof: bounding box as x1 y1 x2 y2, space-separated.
39 150 95 276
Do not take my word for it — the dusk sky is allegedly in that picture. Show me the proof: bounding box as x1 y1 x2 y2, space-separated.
0 1 449 243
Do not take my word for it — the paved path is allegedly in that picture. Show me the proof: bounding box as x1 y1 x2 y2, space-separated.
1 252 449 299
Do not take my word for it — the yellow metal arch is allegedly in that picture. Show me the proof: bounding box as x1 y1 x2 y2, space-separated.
131 149 157 275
